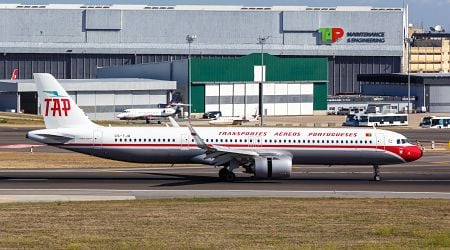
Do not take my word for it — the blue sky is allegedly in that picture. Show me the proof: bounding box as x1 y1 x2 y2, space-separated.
3 0 448 31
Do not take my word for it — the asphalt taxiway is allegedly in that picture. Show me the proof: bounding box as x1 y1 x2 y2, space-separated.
0 152 449 201
1 126 450 201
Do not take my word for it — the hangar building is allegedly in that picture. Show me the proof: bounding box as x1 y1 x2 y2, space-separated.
0 4 404 97
0 78 176 120
98 54 328 116
358 73 450 113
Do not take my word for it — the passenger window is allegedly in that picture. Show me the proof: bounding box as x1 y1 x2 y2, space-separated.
119 138 122 142
134 139 137 142
163 139 165 142
288 140 291 143
115 138 117 142
158 139 160 142
244 139 247 143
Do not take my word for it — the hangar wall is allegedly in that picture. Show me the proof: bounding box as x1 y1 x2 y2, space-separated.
0 4 404 96
190 54 328 116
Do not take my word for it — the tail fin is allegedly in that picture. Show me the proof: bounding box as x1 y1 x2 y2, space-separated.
10 69 18 80
33 73 99 129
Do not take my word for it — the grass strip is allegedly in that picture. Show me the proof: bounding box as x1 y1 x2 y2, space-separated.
0 198 448 249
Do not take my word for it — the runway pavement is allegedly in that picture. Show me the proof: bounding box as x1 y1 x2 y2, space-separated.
1 126 450 202
0 152 449 201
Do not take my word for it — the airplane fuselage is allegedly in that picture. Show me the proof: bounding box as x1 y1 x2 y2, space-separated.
27 126 422 166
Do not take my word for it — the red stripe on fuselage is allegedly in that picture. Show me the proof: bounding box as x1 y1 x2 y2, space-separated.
59 143 420 161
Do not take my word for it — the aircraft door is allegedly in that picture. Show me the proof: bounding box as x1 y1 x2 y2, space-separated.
376 133 385 151
181 134 190 150
93 130 103 150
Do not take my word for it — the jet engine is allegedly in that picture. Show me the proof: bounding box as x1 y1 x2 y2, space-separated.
253 155 292 178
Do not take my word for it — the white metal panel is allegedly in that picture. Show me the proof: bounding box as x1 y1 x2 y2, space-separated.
274 103 288 115
288 103 301 115
263 83 275 95
263 103 275 116
95 92 114 105
288 83 301 115
205 85 219 96
288 83 301 95
233 104 245 117
245 83 259 96
300 84 313 95
233 84 245 96
274 83 288 96
220 84 233 96
301 103 313 115
77 92 96 106
132 91 150 105
205 104 220 112
150 94 166 104
221 104 233 116
114 92 132 105
253 65 266 82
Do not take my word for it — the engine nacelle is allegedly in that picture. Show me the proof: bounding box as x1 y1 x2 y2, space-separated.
254 155 292 178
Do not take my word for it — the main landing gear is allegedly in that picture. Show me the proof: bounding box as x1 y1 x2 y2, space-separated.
219 168 236 182
218 159 239 182
373 165 381 181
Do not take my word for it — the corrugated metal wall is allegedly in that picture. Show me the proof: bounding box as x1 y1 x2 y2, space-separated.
328 56 401 95
0 53 239 80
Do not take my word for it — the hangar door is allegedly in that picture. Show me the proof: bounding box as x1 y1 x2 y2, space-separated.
204 83 313 117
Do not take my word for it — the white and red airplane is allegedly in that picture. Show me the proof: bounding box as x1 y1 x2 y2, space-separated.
27 73 423 181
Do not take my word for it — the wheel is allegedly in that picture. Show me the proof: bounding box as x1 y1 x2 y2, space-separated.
218 168 227 180
224 171 236 182
374 175 381 181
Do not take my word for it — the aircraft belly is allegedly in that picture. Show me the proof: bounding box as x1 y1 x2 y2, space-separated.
99 148 202 164
290 148 403 165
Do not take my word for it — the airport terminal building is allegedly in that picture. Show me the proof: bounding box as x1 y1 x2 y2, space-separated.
0 4 406 116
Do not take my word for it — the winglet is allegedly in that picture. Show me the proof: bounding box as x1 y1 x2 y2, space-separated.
187 125 208 150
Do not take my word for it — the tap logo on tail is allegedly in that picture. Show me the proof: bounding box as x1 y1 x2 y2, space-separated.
43 90 71 116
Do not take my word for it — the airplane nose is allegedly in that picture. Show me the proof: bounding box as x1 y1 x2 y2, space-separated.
402 145 423 162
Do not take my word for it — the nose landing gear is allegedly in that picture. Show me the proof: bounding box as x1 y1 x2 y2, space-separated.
373 165 381 181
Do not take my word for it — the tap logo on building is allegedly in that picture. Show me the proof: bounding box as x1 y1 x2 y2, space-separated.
319 27 345 43
43 91 71 116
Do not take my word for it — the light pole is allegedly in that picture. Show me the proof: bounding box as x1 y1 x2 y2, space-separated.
405 37 413 114
186 34 196 117
257 36 269 127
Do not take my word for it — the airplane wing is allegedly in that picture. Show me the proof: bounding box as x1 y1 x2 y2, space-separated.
188 125 259 165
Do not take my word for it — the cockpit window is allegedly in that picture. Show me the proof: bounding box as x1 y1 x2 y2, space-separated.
397 139 410 144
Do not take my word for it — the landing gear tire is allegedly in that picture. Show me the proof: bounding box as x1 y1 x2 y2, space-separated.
218 168 227 180
224 171 236 182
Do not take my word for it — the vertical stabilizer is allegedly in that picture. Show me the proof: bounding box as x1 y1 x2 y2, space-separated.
33 73 99 129
10 69 18 80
